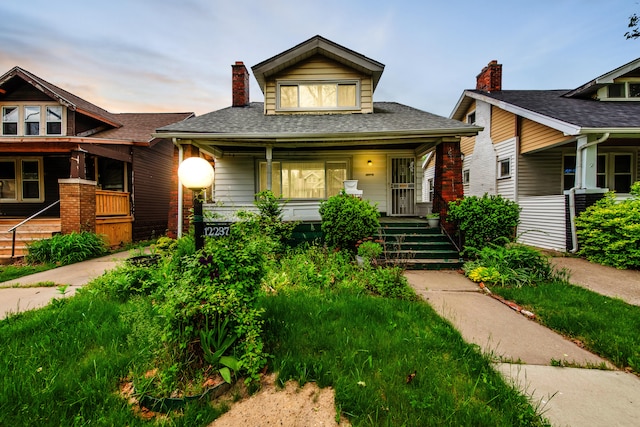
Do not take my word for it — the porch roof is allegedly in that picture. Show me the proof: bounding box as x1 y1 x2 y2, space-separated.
155 102 480 149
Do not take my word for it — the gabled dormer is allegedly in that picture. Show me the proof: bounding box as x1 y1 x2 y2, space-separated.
0 66 121 137
564 57 640 101
251 35 385 115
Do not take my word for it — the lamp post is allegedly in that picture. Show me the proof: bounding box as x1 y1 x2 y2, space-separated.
177 157 214 251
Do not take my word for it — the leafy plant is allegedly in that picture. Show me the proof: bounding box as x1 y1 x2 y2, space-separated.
575 182 640 269
357 241 383 262
319 190 380 252
253 190 299 251
462 243 568 287
200 314 241 384
448 194 520 255
26 231 108 265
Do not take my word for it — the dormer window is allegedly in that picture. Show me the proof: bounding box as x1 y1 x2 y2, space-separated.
277 81 359 111
604 82 640 99
24 106 40 135
2 106 18 135
1 104 65 136
46 106 62 134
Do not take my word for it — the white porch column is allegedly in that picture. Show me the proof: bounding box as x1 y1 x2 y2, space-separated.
576 135 599 189
266 145 273 191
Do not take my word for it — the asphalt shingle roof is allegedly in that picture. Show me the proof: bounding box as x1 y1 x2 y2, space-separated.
471 89 640 128
94 112 193 142
157 102 478 135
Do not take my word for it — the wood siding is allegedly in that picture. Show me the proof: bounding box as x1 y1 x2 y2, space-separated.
491 107 516 143
264 55 373 115
131 139 174 240
460 100 476 155
517 195 567 251
96 216 133 247
520 118 571 153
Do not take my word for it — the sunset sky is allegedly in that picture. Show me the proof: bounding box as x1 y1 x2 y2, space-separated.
1 0 638 118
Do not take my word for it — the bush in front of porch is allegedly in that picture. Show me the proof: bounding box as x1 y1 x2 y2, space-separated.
25 231 108 266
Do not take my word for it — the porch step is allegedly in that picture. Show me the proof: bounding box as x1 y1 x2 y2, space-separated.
0 218 61 260
378 219 462 270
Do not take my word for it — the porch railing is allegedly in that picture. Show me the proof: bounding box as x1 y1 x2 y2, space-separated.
96 190 130 216
7 199 60 258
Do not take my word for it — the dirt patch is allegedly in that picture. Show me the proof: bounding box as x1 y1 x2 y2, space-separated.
209 374 351 427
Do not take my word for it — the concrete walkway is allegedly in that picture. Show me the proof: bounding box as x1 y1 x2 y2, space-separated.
0 250 131 319
405 268 640 427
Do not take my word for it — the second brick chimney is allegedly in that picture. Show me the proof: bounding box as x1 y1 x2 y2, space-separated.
232 61 250 107
476 60 502 92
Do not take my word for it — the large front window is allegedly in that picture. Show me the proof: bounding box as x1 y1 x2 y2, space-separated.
277 81 358 110
0 158 43 201
259 160 347 199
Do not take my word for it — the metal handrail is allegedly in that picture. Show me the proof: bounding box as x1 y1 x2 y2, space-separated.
7 199 60 258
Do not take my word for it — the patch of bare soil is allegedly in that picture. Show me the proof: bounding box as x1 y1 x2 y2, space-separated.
209 373 351 427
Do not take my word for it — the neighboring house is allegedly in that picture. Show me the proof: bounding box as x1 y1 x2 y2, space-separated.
0 66 193 257
156 35 479 237
448 59 640 252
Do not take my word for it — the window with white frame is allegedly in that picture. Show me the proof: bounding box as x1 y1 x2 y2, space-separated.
1 104 65 136
259 160 347 199
497 158 511 179
277 81 359 110
463 169 470 185
604 82 640 100
2 106 18 135
427 178 434 202
563 153 632 192
46 106 63 135
0 158 43 201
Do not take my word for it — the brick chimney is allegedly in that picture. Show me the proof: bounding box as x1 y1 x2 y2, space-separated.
232 61 250 107
476 60 502 92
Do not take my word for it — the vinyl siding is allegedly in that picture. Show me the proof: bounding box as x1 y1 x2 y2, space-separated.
518 148 563 196
520 118 572 153
517 195 567 251
213 157 256 205
264 55 373 115
495 138 516 200
491 107 516 143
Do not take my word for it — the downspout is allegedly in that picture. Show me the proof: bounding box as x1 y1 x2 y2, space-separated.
569 132 610 253
173 139 184 238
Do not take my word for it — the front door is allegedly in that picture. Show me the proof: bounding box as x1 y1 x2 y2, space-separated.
390 157 416 216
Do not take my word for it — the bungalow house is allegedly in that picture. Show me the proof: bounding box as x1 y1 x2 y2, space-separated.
443 59 640 252
0 66 193 258
156 35 479 240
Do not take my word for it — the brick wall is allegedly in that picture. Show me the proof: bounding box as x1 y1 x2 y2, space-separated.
434 140 463 235
232 61 250 107
476 60 502 92
58 178 96 234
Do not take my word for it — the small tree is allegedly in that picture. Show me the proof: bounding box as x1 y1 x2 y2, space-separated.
319 191 380 252
447 194 520 256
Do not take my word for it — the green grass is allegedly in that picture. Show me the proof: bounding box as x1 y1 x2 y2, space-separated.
0 293 225 426
489 281 640 372
261 290 547 426
0 263 55 284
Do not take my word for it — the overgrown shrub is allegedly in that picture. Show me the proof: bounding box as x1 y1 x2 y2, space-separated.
447 194 520 255
26 231 108 265
253 190 299 251
319 190 380 252
575 182 640 269
463 243 568 287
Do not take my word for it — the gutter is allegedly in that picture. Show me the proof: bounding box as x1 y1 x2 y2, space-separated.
569 132 610 253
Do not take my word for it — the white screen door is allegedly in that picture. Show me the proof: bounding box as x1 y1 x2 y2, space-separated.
390 157 415 215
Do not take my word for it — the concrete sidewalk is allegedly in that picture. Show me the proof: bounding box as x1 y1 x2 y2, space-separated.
0 250 131 319
405 270 640 427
